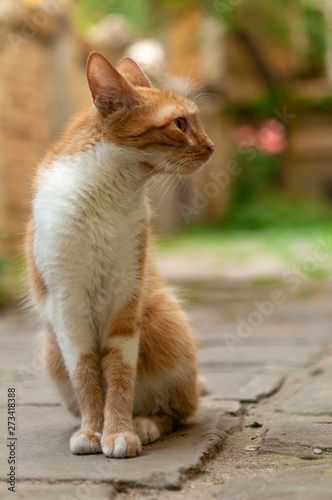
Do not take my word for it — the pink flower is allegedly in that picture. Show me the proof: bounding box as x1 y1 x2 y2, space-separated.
234 120 287 154
233 125 256 149
256 120 286 154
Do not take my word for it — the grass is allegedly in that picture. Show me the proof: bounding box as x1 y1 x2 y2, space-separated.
156 223 332 255
155 222 332 283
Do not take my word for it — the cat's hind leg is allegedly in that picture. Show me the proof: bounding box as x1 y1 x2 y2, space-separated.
133 286 199 444
133 415 174 445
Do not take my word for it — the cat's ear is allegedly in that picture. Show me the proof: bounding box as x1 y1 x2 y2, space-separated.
116 57 152 88
87 52 142 116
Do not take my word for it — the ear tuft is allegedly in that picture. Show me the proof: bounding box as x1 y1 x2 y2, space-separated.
86 52 141 116
116 57 152 88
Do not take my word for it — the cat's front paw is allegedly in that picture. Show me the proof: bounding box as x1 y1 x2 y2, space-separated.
102 432 142 458
70 430 102 454
134 417 161 445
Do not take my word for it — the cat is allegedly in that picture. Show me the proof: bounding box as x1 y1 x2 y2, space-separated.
24 52 215 458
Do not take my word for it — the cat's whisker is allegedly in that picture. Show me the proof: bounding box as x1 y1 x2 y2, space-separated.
148 170 169 198
192 92 218 106
179 173 188 199
184 67 195 99
183 77 205 100
156 173 179 210
127 157 173 201
151 163 179 195
172 166 184 204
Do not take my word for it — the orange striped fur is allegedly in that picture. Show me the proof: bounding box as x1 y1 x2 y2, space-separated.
25 53 214 458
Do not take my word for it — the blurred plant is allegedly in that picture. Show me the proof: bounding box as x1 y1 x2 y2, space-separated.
204 0 328 79
222 110 332 231
228 119 286 219
225 150 280 208
0 258 24 310
222 181 332 230
75 0 199 33
206 0 291 42
303 5 327 76
234 120 287 155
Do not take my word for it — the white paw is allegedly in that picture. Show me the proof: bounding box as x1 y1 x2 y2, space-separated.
102 432 142 458
70 430 102 454
134 417 161 445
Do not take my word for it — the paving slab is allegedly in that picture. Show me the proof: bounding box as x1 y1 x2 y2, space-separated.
246 322 332 341
199 323 332 346
0 313 41 383
197 344 322 368
258 421 332 458
200 399 244 434
231 374 285 402
200 371 253 398
0 404 240 490
0 311 39 336
200 400 243 415
0 377 61 409
0 350 39 383
277 372 332 416
270 302 332 324
216 466 332 500
0 482 116 500
202 371 284 403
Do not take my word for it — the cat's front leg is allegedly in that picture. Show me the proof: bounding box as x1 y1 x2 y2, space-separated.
48 303 105 455
68 349 104 455
101 297 142 458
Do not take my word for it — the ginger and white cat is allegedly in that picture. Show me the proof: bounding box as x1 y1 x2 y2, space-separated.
25 53 215 458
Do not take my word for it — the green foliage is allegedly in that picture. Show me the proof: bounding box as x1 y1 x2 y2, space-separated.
205 0 324 36
230 87 289 118
223 186 332 231
75 0 154 32
0 258 24 310
204 0 292 39
304 6 327 75
226 151 280 207
204 0 328 77
0 258 7 275
75 0 198 33
221 142 332 231
0 259 11 309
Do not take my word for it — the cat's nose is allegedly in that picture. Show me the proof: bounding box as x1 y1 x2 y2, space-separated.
207 143 215 154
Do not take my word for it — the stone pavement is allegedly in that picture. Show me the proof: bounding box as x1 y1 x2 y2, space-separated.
1 280 332 499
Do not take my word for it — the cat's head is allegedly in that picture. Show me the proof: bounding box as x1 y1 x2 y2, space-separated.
87 52 215 176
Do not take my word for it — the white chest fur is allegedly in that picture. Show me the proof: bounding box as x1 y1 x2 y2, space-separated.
33 141 149 341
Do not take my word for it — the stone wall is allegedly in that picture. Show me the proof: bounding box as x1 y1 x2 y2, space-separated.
0 3 90 256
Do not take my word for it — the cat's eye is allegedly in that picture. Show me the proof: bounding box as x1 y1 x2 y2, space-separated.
174 117 187 133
